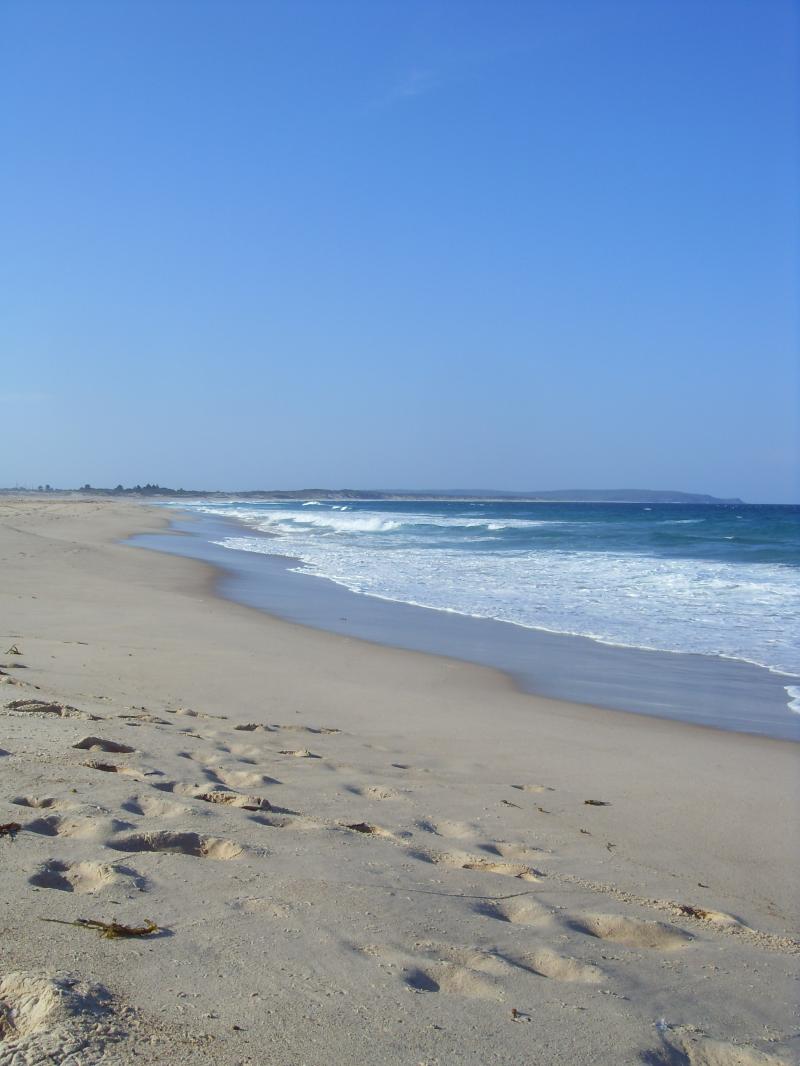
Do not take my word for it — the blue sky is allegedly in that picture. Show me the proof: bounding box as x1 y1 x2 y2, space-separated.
1 0 797 501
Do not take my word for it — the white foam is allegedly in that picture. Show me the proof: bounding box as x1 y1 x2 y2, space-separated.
196 504 559 536
657 518 706 525
291 513 401 533
204 513 800 677
786 686 800 714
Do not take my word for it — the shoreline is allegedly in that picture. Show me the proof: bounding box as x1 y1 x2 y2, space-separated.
1 497 797 1066
130 509 800 742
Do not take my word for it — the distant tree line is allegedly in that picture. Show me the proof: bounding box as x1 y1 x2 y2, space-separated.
18 484 197 496
81 483 194 496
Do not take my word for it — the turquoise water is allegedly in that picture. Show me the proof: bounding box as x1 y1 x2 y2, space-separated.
175 500 800 698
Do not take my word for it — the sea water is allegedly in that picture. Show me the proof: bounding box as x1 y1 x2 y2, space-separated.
173 500 800 688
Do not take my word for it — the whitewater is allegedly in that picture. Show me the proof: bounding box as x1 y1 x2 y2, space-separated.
171 499 800 683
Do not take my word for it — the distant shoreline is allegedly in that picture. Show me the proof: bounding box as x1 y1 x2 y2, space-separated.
0 488 748 504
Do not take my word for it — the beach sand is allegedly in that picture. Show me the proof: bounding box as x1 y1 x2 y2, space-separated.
0 497 797 1065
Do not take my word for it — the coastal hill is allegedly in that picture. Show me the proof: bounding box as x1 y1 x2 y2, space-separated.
2 485 744 504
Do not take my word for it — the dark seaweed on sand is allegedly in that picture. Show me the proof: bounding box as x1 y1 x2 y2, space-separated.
41 917 161 939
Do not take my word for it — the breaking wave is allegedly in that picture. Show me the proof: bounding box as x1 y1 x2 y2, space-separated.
177 499 800 682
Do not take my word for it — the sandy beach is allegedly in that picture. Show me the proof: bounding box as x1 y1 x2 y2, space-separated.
0 496 797 1065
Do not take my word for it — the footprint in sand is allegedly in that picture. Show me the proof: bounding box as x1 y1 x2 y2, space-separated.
346 785 403 801
248 813 295 829
569 913 691 950
118 712 170 725
340 821 401 840
5 699 101 721
229 897 295 919
214 742 263 761
176 750 219 766
0 971 115 1059
121 794 193 818
364 943 506 1001
72 736 136 755
415 818 476 839
460 858 543 881
672 903 747 930
82 761 145 779
165 707 222 720
28 859 145 894
204 768 279 789
272 724 341 735
472 894 552 927
24 814 132 840
277 749 321 759
407 936 602 987
250 810 325 831
194 790 272 812
649 1034 793 1066
108 830 246 860
414 941 514 975
516 947 604 983
150 780 204 797
402 965 502 998
149 780 272 809
11 796 66 811
411 848 543 881
479 841 546 860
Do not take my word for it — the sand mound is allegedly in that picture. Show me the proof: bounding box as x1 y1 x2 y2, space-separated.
0 971 115 1065
571 913 691 950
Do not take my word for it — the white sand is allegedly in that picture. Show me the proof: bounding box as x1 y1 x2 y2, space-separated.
0 497 797 1065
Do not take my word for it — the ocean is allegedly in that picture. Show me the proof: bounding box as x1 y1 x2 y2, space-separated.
134 499 800 739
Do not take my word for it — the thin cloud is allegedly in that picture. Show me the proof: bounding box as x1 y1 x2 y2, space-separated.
390 68 437 100
367 68 439 111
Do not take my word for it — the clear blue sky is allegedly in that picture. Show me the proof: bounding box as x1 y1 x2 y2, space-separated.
1 0 797 501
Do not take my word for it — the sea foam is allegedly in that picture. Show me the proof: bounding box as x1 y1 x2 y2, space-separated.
187 500 800 684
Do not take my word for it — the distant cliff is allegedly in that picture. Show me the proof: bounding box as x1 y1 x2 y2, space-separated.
221 488 745 504
492 489 744 504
